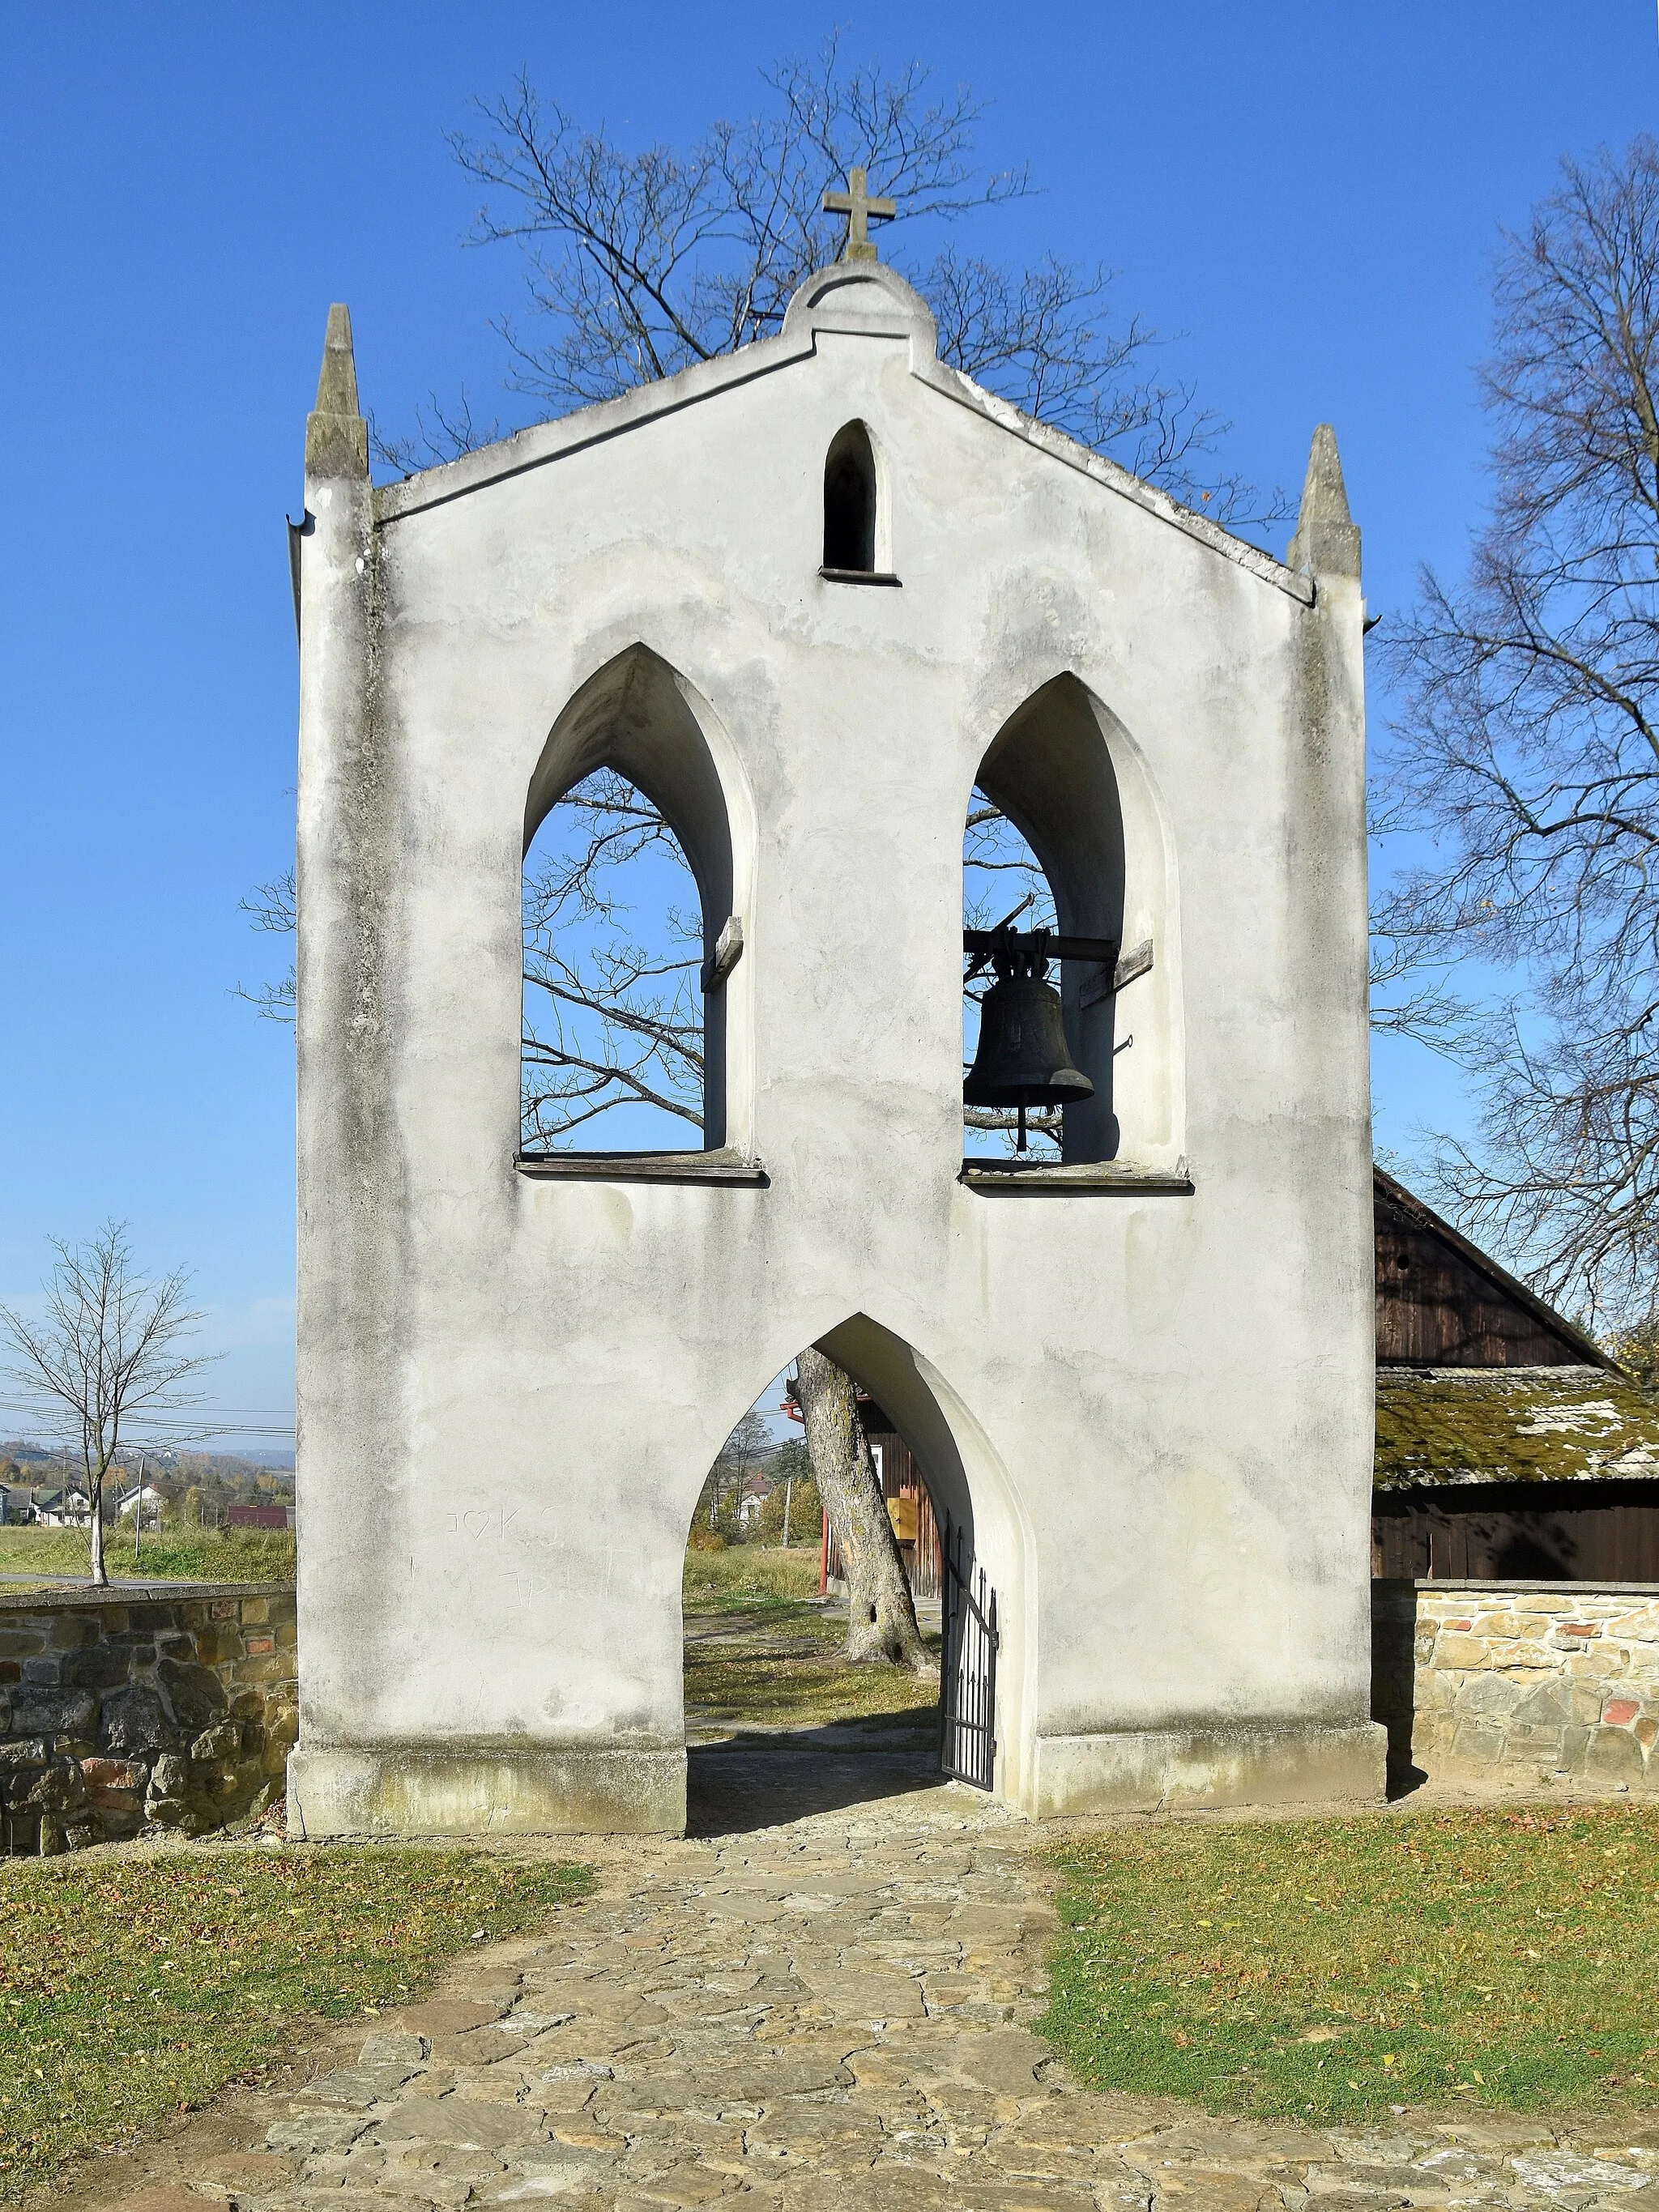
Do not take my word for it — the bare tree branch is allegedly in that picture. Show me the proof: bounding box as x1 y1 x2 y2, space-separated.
388 43 1286 523
369 390 505 474
235 871 296 1021
519 769 707 1146
450 41 1026 407
1376 136 1659 1324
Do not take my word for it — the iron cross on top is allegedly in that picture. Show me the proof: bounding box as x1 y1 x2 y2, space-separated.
823 166 896 262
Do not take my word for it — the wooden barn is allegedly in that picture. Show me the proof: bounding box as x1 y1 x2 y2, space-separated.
821 1402 944 1604
1372 1167 1659 1580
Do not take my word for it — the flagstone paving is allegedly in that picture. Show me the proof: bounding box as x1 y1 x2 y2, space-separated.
60 1750 1659 2212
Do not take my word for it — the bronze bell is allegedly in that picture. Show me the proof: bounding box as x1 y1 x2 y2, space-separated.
963 933 1093 1150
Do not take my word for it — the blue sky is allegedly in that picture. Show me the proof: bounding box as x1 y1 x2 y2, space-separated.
2 3 1655 1437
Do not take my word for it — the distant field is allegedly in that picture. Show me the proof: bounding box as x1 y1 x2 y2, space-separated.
683 1541 823 1613
0 1525 295 1584
682 1543 940 1732
1 1531 821 1595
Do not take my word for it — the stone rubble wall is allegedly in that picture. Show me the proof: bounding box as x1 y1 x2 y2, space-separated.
6 1576 1657 1856
0 1583 296 1855
1372 1578 1659 1792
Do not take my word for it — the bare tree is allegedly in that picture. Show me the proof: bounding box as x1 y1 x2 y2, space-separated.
0 1224 214 1587
377 40 1285 530
1375 137 1659 1327
700 1407 771 1532
791 1349 929 1672
236 868 296 1021
444 45 1022 409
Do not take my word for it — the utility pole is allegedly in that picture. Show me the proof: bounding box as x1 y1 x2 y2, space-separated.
132 1449 147 1565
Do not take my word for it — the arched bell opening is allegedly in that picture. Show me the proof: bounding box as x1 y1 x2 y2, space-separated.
522 646 753 1156
964 675 1179 1169
962 801 1064 1159
822 420 880 574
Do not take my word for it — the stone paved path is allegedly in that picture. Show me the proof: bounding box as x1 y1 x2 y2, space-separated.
66 1750 1659 2212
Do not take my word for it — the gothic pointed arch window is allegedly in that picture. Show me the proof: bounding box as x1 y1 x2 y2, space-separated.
522 769 705 1150
962 676 1179 1170
822 420 879 575
519 647 751 1161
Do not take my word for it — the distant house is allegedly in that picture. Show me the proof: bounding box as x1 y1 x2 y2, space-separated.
0 1485 35 1525
115 1484 164 1523
1372 1167 1659 1580
32 1486 91 1528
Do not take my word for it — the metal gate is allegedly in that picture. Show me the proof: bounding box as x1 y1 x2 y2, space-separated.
938 1515 999 1789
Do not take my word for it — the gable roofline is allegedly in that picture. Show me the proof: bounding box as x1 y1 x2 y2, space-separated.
1373 1164 1614 1370
371 262 1315 605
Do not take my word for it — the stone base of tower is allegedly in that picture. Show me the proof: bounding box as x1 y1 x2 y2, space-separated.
286 1745 687 1839
1026 1721 1388 1819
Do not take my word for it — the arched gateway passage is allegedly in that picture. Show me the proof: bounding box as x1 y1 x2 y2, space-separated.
676 1316 1030 1827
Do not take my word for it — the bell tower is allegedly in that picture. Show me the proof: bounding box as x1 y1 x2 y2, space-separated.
287 261 1384 1837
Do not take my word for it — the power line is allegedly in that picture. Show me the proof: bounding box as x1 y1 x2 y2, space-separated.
0 1397 296 1449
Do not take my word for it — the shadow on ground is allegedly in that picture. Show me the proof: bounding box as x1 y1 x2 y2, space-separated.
686 1741 947 1834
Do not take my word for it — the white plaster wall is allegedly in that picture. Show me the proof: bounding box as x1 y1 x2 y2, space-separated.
294 266 1375 1822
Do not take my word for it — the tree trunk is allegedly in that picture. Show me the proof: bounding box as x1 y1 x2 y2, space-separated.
793 1347 931 1672
87 1464 108 1588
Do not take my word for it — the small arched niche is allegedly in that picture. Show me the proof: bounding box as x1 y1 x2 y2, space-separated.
522 646 750 1157
964 676 1179 1168
822 420 880 575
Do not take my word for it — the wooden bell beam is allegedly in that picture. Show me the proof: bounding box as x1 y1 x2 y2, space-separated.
962 927 1154 1001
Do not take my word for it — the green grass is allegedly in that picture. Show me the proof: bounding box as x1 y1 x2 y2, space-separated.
682 1546 939 1729
1042 1803 1659 2125
685 1633 940 1729
0 1846 591 2201
682 1541 824 1618
0 1524 296 1583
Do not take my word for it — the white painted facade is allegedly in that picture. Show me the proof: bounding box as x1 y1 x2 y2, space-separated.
287 262 1384 1836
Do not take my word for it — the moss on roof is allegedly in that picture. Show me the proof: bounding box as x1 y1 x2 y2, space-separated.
1375 1366 1659 1490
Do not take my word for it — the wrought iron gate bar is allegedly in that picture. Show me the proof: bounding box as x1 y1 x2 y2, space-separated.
939 1513 999 1790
